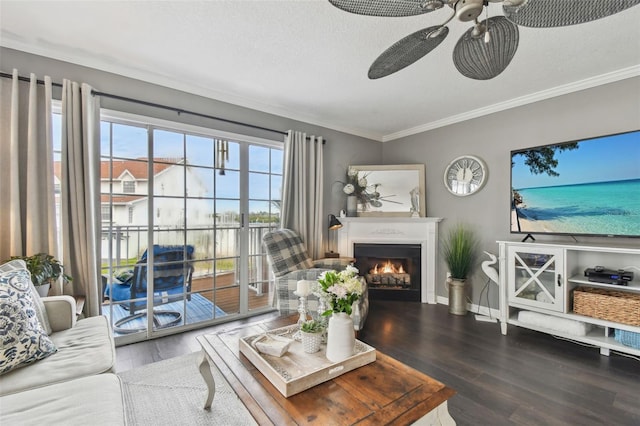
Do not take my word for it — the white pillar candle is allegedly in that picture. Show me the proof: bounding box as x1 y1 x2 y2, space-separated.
296 280 311 296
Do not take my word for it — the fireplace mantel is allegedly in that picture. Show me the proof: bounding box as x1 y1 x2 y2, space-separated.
336 217 442 304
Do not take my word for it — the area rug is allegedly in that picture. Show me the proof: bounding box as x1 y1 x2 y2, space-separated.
119 352 257 425
103 293 226 336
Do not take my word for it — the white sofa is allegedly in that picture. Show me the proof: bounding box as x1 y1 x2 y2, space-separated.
0 295 125 425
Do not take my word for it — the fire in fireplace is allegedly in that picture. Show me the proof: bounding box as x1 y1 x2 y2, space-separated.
353 243 421 301
366 260 411 287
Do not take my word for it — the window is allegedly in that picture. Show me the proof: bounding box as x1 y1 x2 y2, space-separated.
99 109 282 341
122 181 136 193
101 205 111 222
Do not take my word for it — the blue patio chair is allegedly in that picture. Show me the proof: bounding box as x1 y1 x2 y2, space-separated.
107 245 195 334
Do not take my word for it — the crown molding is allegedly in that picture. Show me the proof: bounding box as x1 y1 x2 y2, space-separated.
381 65 640 142
3 39 636 144
0 40 384 142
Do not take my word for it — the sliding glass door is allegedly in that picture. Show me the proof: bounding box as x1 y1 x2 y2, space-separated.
99 112 281 343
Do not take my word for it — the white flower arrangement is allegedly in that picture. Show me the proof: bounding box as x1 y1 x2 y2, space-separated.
339 167 401 210
316 265 363 316
341 167 377 208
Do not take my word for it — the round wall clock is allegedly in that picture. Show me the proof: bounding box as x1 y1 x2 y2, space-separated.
443 155 487 196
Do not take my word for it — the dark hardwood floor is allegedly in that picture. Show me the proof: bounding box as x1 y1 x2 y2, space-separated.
115 300 640 425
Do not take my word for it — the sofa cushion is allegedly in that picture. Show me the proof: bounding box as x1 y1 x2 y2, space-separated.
0 373 125 425
0 260 52 334
0 265 57 375
0 315 115 396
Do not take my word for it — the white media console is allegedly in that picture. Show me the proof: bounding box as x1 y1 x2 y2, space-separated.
497 240 640 357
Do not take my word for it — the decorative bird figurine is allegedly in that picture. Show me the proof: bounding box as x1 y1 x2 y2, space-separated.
475 251 500 323
481 251 499 286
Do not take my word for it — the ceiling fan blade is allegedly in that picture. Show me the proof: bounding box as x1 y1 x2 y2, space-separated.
368 26 449 79
453 16 519 80
328 0 442 17
504 0 640 28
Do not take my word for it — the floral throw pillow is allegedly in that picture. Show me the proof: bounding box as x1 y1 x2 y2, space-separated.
0 259 52 335
0 264 57 375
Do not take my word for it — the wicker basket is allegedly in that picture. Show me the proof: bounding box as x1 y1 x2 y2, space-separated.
573 287 640 326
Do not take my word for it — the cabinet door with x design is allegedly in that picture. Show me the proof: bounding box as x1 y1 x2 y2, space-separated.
507 245 565 313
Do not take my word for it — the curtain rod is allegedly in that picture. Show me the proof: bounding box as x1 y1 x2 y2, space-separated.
0 71 325 144
93 89 289 137
0 71 63 88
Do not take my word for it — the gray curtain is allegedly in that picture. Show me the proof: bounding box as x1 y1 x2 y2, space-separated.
281 130 324 259
0 70 58 265
60 80 102 317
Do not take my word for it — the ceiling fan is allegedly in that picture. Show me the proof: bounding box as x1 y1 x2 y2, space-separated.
328 0 640 80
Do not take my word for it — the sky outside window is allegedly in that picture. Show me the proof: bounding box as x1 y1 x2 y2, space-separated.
512 131 640 189
54 113 282 217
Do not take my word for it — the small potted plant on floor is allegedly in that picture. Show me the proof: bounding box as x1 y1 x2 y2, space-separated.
9 253 72 297
442 224 478 316
300 319 325 353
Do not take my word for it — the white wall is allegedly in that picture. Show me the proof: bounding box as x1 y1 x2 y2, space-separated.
382 77 640 307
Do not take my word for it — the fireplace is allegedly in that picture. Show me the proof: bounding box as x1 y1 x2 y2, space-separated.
336 217 441 304
353 243 421 301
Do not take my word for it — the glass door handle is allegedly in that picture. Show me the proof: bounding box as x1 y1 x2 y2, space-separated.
557 274 562 286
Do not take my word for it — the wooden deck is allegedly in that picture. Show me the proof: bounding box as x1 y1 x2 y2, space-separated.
191 273 271 313
101 272 272 320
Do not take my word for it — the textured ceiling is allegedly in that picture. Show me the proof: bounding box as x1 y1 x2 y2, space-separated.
1 1 639 141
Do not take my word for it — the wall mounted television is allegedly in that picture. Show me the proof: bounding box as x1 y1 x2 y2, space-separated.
511 130 640 239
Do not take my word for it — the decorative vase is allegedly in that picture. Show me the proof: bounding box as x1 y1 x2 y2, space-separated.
301 331 323 353
325 312 355 362
448 278 467 315
346 196 357 217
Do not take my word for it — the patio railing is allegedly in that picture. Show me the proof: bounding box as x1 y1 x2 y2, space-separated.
101 223 277 292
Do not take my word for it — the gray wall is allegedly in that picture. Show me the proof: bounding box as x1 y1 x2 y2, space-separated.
1 46 383 232
383 77 640 307
3 47 639 310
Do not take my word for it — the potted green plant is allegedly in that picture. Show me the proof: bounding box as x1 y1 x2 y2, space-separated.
300 319 325 353
442 224 478 316
9 253 72 297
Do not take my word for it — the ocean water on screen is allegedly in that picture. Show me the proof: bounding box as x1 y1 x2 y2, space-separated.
518 179 640 236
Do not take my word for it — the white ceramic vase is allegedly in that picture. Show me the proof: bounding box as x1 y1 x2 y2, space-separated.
325 312 355 362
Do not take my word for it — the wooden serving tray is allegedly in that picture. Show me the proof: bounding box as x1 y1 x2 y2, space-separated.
238 324 376 397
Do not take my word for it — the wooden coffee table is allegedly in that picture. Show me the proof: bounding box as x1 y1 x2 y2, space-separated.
196 316 456 425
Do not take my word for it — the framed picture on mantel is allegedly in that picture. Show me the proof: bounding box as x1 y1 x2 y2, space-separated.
350 164 426 217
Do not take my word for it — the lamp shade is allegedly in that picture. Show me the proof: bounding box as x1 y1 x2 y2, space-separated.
328 214 343 230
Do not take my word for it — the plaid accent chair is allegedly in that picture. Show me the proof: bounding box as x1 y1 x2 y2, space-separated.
262 228 368 330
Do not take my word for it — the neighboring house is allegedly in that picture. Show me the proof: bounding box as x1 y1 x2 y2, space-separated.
55 158 235 262
99 158 175 226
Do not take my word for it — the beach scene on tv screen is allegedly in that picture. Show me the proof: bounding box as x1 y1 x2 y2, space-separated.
511 131 640 237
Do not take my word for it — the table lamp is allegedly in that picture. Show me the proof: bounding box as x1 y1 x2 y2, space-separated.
325 214 343 258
